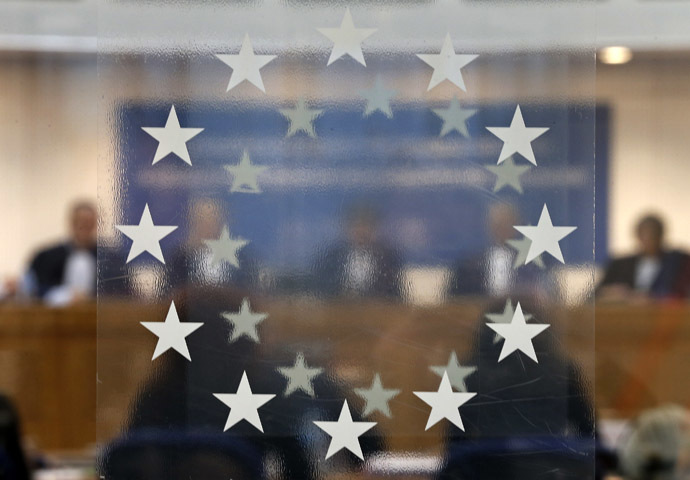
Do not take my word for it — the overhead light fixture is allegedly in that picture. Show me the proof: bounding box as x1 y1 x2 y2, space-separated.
599 46 633 65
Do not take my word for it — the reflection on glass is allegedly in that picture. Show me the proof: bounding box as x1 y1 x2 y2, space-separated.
97 2 595 479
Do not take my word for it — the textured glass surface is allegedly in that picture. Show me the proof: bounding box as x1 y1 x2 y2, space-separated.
98 2 596 478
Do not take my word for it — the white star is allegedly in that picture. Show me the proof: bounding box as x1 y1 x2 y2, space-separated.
216 34 276 93
486 302 550 363
506 235 546 269
221 298 268 343
115 204 177 264
360 76 397 118
313 400 376 460
203 226 249 268
486 105 549 165
414 372 476 431
224 150 268 194
354 373 400 418
485 157 531 194
317 8 377 66
141 105 204 166
432 96 477 137
213 371 276 432
514 204 577 264
416 33 478 91
140 301 203 361
277 352 324 397
485 299 534 344
279 98 324 138
429 352 476 392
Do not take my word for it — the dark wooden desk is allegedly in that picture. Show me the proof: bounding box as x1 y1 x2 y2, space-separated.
1 300 688 451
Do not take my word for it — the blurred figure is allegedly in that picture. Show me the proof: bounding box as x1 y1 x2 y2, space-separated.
598 214 689 301
618 405 690 480
438 301 595 479
21 200 97 305
0 394 31 480
167 197 256 293
450 203 542 299
312 204 402 299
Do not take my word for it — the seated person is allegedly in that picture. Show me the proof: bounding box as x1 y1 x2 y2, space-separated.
22 201 97 305
312 204 402 299
598 214 689 301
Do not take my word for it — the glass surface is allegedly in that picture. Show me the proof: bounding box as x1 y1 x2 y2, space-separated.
97 2 596 478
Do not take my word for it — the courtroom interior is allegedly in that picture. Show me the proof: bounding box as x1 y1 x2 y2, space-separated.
1 1 690 480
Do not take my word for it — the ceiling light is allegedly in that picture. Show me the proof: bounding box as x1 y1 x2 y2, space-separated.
599 46 633 65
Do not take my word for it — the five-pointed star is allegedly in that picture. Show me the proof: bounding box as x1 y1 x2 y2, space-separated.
140 301 203 361
414 372 476 431
203 226 249 268
279 98 324 138
277 352 324 397
224 150 268 194
213 371 276 432
485 299 534 345
317 8 377 66
116 204 177 264
486 302 550 363
432 96 477 137
416 33 478 91
514 204 577 264
486 105 550 165
313 400 376 460
221 298 268 343
485 157 531 194
429 352 477 392
216 34 276 92
506 235 546 269
360 76 397 118
141 105 204 166
354 373 400 418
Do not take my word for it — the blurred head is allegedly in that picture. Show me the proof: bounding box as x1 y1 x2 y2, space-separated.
636 214 665 256
488 203 519 244
619 405 690 480
70 201 97 249
188 197 224 243
344 204 379 248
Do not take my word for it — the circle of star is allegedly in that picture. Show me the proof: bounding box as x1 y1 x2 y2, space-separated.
317 8 377 66
224 150 268 194
279 98 324 138
432 96 477 137
416 33 478 91
485 157 531 194
140 301 203 361
215 34 276 93
513 204 577 264
141 105 204 166
221 298 268 344
485 299 534 345
360 76 397 119
354 373 400 418
313 400 376 460
203 225 249 268
213 371 276 432
486 105 549 165
429 352 476 392
115 203 177 264
277 352 324 397
414 371 476 431
486 302 550 363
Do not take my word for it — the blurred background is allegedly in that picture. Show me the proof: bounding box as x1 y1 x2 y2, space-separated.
1 0 689 479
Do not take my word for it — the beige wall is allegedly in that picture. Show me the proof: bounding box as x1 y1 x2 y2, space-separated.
0 52 688 278
0 54 97 279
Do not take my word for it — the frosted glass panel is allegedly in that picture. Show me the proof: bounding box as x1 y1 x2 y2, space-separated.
98 2 596 478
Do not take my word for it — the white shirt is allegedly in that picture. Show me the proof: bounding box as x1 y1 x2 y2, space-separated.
635 257 662 291
485 246 515 297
